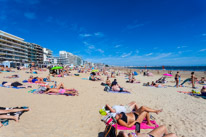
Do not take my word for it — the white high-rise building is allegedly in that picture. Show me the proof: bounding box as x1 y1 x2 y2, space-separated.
43 48 53 64
59 51 82 65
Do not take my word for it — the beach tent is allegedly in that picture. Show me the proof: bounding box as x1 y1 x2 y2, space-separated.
133 71 138 76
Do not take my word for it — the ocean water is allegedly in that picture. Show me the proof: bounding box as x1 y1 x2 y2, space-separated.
128 66 206 71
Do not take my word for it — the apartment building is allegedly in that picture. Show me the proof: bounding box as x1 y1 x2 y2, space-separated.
59 51 83 66
0 30 43 64
43 48 53 64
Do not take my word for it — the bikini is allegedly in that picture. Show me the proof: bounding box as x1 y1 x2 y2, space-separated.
129 132 154 137
59 89 66 94
121 113 154 137
120 112 139 123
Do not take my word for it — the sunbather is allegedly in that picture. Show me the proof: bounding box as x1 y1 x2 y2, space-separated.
2 81 32 88
4 75 19 78
111 79 129 92
117 125 177 137
28 76 45 84
106 77 111 86
0 107 30 127
44 83 79 96
115 107 160 127
105 101 139 113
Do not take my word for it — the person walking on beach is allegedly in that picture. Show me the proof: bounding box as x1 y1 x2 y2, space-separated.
175 72 180 88
191 72 196 88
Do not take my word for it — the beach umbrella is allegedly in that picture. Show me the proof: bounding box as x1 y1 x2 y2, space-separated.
51 66 63 70
163 73 173 77
92 69 99 72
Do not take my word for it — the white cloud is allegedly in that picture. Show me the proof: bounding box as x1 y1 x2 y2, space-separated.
88 45 95 49
177 46 187 49
79 33 92 37
145 53 153 56
200 49 206 52
202 34 206 36
94 32 104 37
121 52 132 58
24 12 36 19
135 50 139 54
97 49 104 53
115 45 121 48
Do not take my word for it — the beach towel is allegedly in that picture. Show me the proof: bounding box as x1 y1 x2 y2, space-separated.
177 91 206 99
82 78 89 80
107 90 131 94
112 120 158 130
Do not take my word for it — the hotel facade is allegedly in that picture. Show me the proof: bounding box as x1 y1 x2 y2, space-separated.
0 30 43 64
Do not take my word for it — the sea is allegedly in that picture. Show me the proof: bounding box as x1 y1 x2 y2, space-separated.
128 66 206 71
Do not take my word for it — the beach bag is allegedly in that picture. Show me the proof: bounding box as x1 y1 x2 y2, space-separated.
104 125 116 137
102 113 117 137
104 86 110 92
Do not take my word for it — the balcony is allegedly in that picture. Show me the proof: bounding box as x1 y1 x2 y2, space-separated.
0 37 28 49
0 42 28 52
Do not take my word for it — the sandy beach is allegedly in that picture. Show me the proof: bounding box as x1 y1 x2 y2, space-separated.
0 69 206 137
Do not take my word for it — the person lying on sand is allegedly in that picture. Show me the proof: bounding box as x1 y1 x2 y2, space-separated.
151 81 165 88
44 83 79 96
105 101 139 113
117 125 177 137
111 79 129 92
2 81 32 88
201 86 206 96
28 76 46 84
105 103 162 119
114 106 161 127
0 107 31 127
4 75 19 78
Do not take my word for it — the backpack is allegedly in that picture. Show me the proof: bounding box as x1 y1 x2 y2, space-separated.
104 86 110 92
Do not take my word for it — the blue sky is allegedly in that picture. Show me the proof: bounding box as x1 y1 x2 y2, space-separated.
0 0 206 66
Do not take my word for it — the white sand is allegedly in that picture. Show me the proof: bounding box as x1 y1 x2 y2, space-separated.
0 70 206 137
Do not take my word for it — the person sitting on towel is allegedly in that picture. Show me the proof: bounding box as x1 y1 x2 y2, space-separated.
106 77 111 86
111 79 129 92
201 86 206 96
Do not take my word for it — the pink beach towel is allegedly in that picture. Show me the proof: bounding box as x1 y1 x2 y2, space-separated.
112 120 158 130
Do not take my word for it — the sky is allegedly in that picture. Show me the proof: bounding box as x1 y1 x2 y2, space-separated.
0 0 206 66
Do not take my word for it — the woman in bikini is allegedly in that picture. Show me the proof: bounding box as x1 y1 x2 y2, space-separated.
117 125 177 137
191 72 196 88
115 106 162 127
44 83 79 96
175 72 180 88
